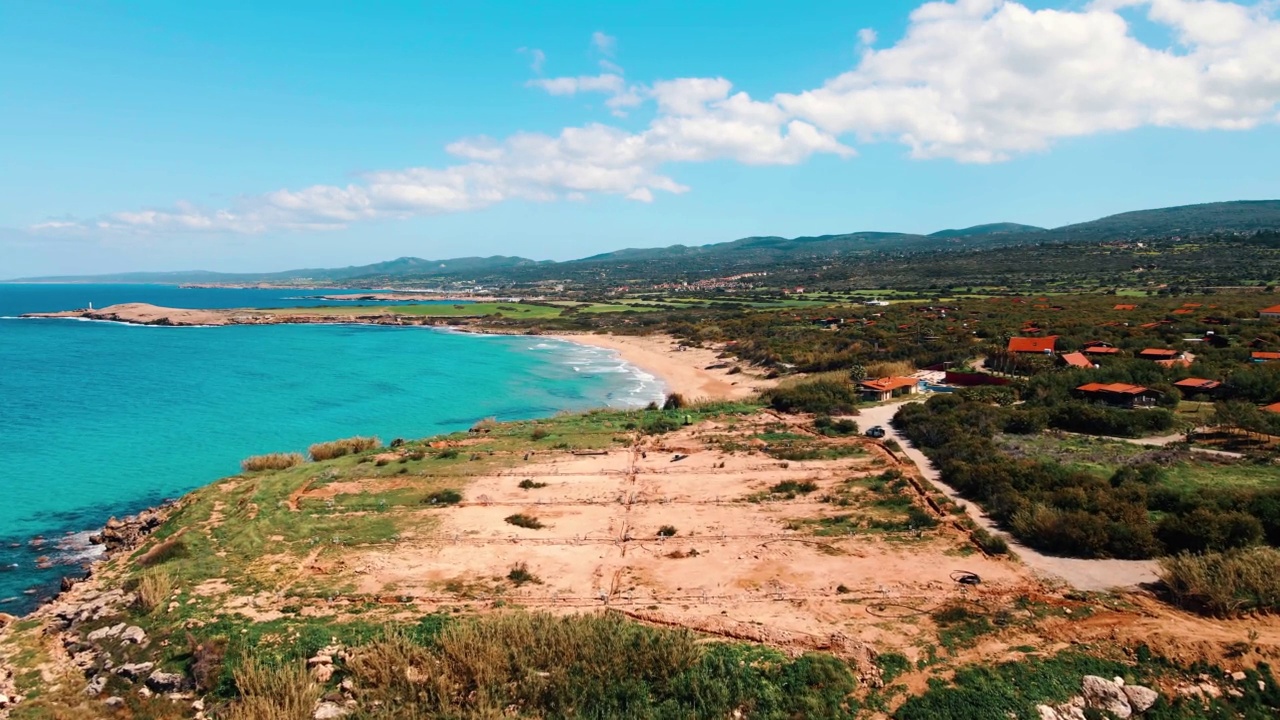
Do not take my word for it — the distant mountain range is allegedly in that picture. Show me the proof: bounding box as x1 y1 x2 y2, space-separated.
11 200 1280 285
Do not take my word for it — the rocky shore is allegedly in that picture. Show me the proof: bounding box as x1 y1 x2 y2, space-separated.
0 505 173 716
21 303 456 327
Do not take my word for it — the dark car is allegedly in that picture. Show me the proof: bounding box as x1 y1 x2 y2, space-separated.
865 426 886 439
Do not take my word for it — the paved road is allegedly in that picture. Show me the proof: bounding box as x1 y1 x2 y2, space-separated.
857 400 1160 592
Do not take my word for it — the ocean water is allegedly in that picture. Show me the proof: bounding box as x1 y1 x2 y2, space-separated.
0 284 663 612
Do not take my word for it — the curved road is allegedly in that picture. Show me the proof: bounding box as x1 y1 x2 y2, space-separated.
857 400 1160 592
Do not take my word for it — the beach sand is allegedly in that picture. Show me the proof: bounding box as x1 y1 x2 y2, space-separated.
549 333 775 402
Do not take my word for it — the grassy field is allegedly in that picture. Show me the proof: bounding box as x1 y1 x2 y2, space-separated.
995 432 1280 492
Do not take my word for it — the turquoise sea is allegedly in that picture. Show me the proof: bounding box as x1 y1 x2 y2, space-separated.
0 284 663 612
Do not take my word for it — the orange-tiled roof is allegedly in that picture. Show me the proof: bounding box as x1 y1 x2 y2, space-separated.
1254 351 1280 361
858 377 918 392
1083 346 1121 354
1259 305 1280 314
1182 303 1202 308
1114 304 1137 310
1172 309 1194 315
1174 378 1221 391
1077 382 1150 395
1060 352 1092 368
1264 402 1280 414
1138 348 1178 357
1008 336 1057 353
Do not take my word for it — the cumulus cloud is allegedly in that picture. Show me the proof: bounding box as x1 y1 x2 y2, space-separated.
37 1 1280 235
778 0 1280 161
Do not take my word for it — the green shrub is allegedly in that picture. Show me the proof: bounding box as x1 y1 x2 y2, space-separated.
518 479 548 489
507 562 542 586
657 525 678 537
505 513 545 529
763 379 861 415
423 489 463 506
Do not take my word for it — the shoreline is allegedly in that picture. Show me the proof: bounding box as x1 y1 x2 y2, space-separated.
547 333 775 402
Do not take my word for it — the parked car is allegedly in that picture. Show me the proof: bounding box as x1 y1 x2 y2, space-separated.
865 426 886 439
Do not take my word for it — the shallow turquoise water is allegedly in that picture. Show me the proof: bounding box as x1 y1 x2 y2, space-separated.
0 285 662 610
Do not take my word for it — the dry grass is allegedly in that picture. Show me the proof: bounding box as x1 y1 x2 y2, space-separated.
135 568 173 613
228 659 320 720
865 360 917 378
308 436 380 461
1159 547 1280 616
241 452 305 472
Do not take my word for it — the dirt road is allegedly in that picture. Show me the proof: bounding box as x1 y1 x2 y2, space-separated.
856 400 1160 592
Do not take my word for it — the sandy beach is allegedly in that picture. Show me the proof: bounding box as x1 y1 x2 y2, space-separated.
548 333 775 402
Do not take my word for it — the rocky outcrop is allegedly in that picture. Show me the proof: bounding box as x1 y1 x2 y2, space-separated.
88 507 168 553
1038 676 1163 720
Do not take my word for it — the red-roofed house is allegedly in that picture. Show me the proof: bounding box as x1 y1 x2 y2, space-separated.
1137 348 1178 360
857 377 920 402
1174 378 1222 397
1260 305 1280 320
1059 352 1093 369
1253 351 1280 363
1075 382 1162 408
1264 402 1280 414
1114 304 1137 311
1008 336 1057 354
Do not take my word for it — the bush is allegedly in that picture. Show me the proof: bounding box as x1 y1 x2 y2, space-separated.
1159 547 1280 616
309 436 380 461
507 562 542 586
531 427 550 441
771 480 819 497
763 379 861 415
344 613 858 718
240 452 304 472
505 513 545 529
423 489 463 506
973 528 1010 555
657 525 678 537
518 479 548 489
663 393 686 410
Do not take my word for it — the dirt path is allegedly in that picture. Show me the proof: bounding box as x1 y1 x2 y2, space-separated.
855 401 1160 592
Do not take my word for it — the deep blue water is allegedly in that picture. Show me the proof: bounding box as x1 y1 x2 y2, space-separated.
0 284 662 611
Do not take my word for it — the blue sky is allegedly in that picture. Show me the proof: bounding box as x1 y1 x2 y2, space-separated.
3 0 1280 276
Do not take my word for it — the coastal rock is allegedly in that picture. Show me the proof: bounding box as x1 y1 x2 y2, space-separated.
116 662 154 680
87 623 125 641
84 675 107 697
314 701 351 719
120 626 147 644
311 664 334 684
103 696 125 709
1123 685 1159 713
0 693 9 707
1082 676 1132 718
145 670 188 692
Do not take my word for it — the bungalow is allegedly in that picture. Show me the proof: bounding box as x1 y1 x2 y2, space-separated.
1155 352 1195 369
1008 336 1057 354
1059 352 1093 369
1114 304 1138 311
1137 348 1180 361
1174 378 1222 397
1264 402 1280 414
1075 382 1162 409
857 376 920 402
1082 341 1121 356
1259 304 1280 320
1253 351 1280 363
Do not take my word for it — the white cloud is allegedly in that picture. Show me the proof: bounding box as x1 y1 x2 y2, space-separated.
526 73 626 96
591 31 617 56
36 2 1280 235
518 47 546 74
778 0 1280 161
